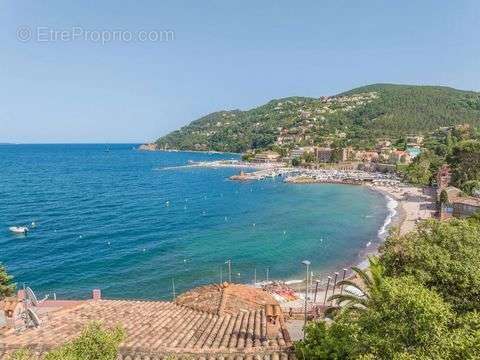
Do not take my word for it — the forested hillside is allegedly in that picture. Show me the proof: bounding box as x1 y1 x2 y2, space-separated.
155 84 480 152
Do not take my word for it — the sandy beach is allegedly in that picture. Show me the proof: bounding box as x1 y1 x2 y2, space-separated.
371 184 437 235
275 183 437 314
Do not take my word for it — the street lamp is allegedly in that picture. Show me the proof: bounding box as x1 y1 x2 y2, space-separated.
302 260 311 339
225 260 232 283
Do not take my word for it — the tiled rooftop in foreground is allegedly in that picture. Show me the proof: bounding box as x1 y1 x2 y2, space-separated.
0 283 293 359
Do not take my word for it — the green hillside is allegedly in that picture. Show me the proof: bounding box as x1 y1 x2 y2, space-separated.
155 84 480 152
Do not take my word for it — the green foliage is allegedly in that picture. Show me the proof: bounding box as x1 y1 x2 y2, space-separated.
296 277 453 359
448 311 480 359
0 263 15 299
402 151 441 185
155 84 480 152
353 276 451 359
295 317 360 360
381 219 480 313
460 180 480 196
297 218 480 359
8 349 32 360
271 145 289 157
292 157 301 167
241 152 254 161
439 189 449 205
326 257 385 317
303 152 315 163
44 322 125 360
394 137 407 151
448 140 480 187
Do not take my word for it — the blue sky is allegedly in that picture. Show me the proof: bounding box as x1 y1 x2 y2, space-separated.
1 0 479 143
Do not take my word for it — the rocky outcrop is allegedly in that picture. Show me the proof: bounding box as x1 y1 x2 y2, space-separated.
138 143 158 151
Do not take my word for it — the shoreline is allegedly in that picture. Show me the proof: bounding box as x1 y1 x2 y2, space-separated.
174 159 430 291
269 183 434 300
157 158 434 297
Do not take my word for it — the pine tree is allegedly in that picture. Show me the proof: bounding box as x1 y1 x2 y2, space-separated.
0 263 15 299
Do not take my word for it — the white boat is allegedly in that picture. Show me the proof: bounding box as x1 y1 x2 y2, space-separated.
9 226 28 234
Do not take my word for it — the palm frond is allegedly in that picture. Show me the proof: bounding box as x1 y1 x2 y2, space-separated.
350 266 372 288
328 293 368 307
335 279 367 296
324 305 341 318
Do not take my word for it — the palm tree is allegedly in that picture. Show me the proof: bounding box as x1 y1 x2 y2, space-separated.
325 257 385 318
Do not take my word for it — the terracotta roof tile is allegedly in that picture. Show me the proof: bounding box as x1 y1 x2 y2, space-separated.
0 298 292 359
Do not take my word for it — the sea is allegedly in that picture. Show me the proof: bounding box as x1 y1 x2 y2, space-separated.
0 144 392 300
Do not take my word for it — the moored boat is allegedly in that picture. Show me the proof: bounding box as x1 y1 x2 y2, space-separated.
9 226 28 234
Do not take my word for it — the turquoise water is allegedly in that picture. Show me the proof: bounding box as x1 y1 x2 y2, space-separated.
0 144 387 300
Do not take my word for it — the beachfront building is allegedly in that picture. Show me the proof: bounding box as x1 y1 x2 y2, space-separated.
376 139 392 152
437 182 480 219
389 150 412 165
354 150 379 163
252 150 282 163
440 186 480 218
290 146 315 160
451 196 480 218
314 147 333 162
0 283 293 359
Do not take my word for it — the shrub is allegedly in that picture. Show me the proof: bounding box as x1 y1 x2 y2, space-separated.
381 219 480 313
44 322 125 360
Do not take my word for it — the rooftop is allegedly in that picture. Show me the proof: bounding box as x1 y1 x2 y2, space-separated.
175 283 280 316
0 284 293 360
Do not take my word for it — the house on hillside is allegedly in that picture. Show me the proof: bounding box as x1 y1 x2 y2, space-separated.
437 167 480 218
389 150 412 165
252 150 281 163
314 147 333 162
291 146 315 159
406 135 424 147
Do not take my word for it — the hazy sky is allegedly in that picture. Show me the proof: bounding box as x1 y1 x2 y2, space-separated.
1 1 479 143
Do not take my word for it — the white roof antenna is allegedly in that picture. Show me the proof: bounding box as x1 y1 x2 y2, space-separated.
26 287 39 306
26 308 41 328
25 287 48 307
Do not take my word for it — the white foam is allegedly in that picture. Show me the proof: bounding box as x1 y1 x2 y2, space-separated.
284 279 303 285
377 195 398 238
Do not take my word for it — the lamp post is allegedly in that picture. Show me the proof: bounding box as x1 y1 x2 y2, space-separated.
314 280 320 303
323 276 332 306
340 268 347 294
332 272 339 295
225 260 232 283
302 260 311 339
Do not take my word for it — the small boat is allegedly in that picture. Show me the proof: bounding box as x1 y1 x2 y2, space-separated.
9 226 28 234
